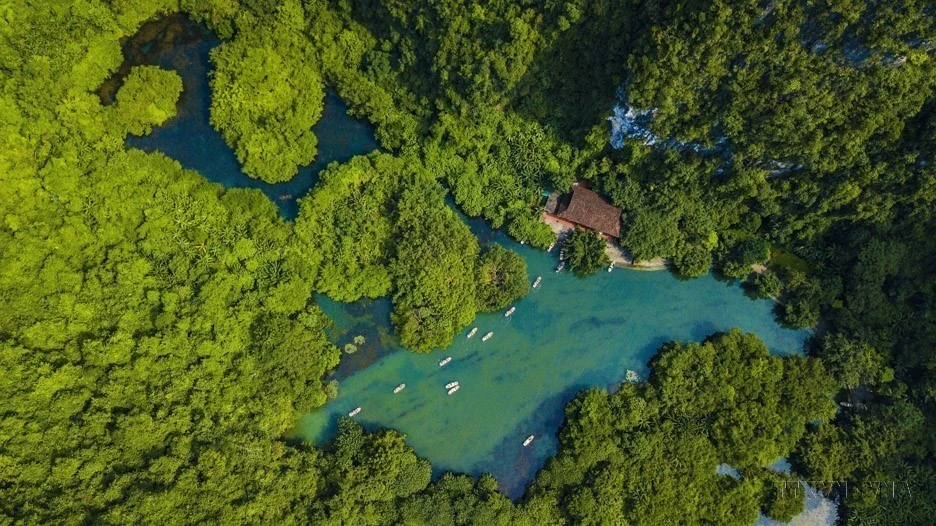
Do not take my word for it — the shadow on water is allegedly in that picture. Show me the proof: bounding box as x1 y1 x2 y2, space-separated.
317 295 398 382
106 15 379 219
97 14 209 105
484 382 594 499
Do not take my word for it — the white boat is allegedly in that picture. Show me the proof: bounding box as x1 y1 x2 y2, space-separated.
532 276 542 288
555 261 565 273
547 243 555 252
467 327 478 339
608 263 614 272
445 381 459 389
523 435 535 447
439 356 452 367
447 385 460 395
393 383 406 394
482 332 493 342
504 307 516 318
348 407 362 417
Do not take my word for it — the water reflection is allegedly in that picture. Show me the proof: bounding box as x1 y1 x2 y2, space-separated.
109 15 379 219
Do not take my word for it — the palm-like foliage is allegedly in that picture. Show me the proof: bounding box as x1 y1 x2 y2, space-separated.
565 229 610 276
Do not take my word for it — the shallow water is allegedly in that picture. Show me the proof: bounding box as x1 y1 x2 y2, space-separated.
118 16 378 219
298 227 808 498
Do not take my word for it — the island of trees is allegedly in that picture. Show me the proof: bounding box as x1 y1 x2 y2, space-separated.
1 0 933 524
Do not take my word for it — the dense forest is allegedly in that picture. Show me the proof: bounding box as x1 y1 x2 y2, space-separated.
1 0 933 524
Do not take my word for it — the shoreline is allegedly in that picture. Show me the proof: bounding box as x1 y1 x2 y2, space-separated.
541 214 670 271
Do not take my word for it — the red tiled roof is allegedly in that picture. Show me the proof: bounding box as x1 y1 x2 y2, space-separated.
554 186 622 238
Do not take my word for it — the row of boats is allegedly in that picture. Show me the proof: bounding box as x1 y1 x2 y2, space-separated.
347 378 460 416
467 327 494 341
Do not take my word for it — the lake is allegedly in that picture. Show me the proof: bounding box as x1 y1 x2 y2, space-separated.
120 15 809 500
298 223 808 498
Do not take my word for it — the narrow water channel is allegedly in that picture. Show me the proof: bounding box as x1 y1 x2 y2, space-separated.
113 15 378 219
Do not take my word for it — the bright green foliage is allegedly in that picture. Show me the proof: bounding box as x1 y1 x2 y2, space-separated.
525 329 836 524
397 474 518 526
312 419 433 524
475 245 530 312
391 178 480 351
113 65 183 135
0 144 343 522
620 204 683 262
736 238 771 267
210 16 325 183
723 238 771 279
293 153 528 350
564 229 610 276
3 0 936 522
293 154 401 301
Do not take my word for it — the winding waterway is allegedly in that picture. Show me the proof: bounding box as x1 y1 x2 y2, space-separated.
121 15 809 500
114 15 378 219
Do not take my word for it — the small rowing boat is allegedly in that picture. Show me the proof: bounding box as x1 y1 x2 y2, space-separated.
547 243 555 252
445 381 459 389
467 327 478 338
348 407 362 417
439 356 452 367
555 261 565 273
608 262 614 272
505 306 516 317
523 435 535 447
447 385 460 395
482 332 493 342
393 383 406 394
532 276 542 288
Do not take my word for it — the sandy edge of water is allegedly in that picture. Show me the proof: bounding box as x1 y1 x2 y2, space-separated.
541 215 670 271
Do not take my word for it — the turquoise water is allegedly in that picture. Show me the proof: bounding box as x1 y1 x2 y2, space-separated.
119 16 378 219
119 15 809 501
298 227 808 498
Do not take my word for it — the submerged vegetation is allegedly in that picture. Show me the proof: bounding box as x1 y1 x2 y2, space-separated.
1 0 934 524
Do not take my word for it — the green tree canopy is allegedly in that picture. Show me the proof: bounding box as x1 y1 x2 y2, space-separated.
113 65 183 136
210 27 325 183
564 229 610 276
475 244 530 311
526 329 836 524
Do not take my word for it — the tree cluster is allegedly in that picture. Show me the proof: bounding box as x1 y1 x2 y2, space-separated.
2 0 935 523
